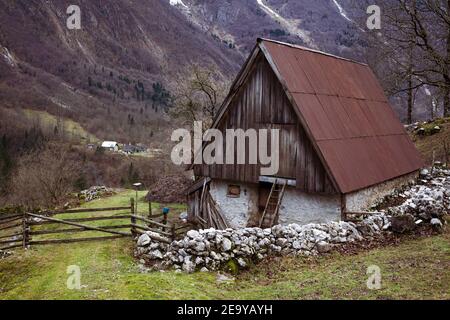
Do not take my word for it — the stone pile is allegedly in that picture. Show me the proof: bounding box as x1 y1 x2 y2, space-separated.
135 214 391 273
387 168 450 221
78 186 114 202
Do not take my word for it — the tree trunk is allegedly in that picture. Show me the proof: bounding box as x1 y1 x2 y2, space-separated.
407 41 414 124
445 0 450 117
407 74 413 124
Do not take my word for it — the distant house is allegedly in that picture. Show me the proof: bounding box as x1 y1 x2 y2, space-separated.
122 144 135 154
135 144 148 153
187 38 424 230
101 141 119 151
122 144 147 154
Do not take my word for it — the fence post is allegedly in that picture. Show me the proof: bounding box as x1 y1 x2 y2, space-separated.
162 210 168 232
22 212 29 249
130 198 136 237
148 201 153 219
171 224 176 242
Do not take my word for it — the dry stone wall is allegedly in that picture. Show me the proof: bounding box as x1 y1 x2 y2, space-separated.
135 169 449 273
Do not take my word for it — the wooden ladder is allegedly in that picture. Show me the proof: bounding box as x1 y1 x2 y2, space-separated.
259 179 287 228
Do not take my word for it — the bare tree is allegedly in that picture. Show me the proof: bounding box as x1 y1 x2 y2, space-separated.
358 0 450 120
9 145 81 209
398 0 450 117
170 64 230 128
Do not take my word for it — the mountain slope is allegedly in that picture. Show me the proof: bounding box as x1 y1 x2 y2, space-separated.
0 0 242 142
0 0 369 143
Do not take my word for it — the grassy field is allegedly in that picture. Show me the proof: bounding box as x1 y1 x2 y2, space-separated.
0 191 449 300
23 109 98 143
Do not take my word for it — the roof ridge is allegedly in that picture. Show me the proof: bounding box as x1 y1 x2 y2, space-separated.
257 37 368 66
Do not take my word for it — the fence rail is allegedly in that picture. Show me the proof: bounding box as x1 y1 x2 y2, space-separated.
0 199 191 250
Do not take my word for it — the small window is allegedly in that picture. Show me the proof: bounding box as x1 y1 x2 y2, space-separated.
227 185 241 198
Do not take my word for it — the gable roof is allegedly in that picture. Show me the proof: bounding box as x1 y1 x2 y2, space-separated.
210 39 424 194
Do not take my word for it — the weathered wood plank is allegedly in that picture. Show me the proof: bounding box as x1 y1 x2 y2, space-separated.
131 215 171 229
28 215 131 225
193 52 336 194
131 224 172 237
26 213 131 236
29 224 131 236
0 238 23 245
0 216 23 225
0 243 23 250
0 213 23 221
29 235 130 246
0 222 22 232
0 232 23 240
51 206 131 215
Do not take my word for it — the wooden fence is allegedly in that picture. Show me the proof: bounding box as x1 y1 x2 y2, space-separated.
0 213 24 250
0 199 191 250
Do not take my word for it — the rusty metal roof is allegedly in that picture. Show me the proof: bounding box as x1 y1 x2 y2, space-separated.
260 39 423 193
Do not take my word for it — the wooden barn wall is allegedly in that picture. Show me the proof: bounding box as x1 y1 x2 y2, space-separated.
194 54 336 194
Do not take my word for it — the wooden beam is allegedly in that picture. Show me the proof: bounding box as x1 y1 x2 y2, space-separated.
0 238 22 245
133 229 171 244
131 215 170 229
0 243 23 250
0 216 23 225
186 177 211 195
51 206 131 215
131 224 172 237
29 224 131 236
345 211 381 216
29 235 130 246
0 222 22 232
0 213 23 221
0 232 23 240
28 215 131 225
26 213 131 236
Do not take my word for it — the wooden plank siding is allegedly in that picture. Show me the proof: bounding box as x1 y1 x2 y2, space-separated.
194 54 336 194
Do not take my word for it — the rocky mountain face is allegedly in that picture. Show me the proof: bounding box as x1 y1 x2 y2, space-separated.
174 0 365 59
0 0 368 141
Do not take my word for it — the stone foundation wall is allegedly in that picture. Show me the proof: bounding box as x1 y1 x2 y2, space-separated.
345 171 419 212
209 180 341 227
278 188 341 225
209 180 259 228
135 214 392 273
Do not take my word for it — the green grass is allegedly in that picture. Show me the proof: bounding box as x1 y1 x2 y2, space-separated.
0 191 449 300
23 109 99 143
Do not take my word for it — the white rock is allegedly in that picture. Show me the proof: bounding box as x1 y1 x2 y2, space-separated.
182 259 195 273
137 234 151 247
316 241 332 253
221 238 232 251
187 230 201 240
150 250 163 259
237 258 247 267
195 242 206 252
292 240 302 250
430 218 443 227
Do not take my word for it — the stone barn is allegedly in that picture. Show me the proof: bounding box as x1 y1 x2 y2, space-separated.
187 38 423 229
